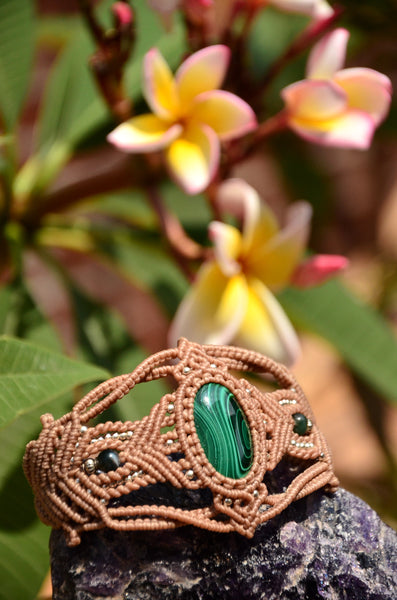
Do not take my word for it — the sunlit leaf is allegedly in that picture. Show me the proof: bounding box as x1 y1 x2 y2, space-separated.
0 336 109 429
280 280 397 404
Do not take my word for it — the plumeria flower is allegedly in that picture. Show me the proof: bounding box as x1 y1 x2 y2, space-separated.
169 179 347 364
282 28 392 149
108 45 257 194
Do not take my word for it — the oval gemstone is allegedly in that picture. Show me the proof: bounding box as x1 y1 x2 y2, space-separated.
193 383 253 479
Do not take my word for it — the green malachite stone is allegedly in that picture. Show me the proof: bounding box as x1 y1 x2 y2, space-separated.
292 413 308 436
193 383 253 479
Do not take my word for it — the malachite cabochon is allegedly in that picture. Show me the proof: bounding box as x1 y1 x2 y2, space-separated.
193 382 253 479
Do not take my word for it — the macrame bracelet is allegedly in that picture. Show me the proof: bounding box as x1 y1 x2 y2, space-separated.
23 338 338 546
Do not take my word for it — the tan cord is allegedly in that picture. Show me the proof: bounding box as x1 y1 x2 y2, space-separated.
23 338 338 546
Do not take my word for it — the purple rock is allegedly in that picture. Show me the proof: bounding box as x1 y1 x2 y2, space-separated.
50 488 397 599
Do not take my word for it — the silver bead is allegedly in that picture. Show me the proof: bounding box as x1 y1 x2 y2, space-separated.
186 469 194 480
127 430 133 438
83 458 96 475
253 490 259 498
75 478 80 484
224 498 233 506
113 432 119 439
100 498 106 504
105 433 112 439
119 432 128 441
75 442 79 448
210 363 217 368
167 403 175 413
166 439 174 447
183 366 191 374
80 426 87 433
259 504 268 513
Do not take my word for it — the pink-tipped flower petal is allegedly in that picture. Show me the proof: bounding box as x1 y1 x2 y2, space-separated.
208 221 242 277
292 254 349 288
288 109 376 149
107 115 182 152
175 45 230 108
193 90 257 141
282 79 347 121
215 179 278 253
144 48 179 119
270 0 334 20
168 263 248 347
247 202 313 289
306 28 349 79
165 123 220 194
334 68 392 126
233 278 301 366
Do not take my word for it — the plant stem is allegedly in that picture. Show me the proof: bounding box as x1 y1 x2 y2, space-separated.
146 186 206 281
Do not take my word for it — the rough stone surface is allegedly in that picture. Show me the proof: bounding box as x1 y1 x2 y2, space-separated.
50 488 397 600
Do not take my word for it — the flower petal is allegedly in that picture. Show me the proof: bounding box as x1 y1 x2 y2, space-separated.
291 254 349 288
270 0 334 20
334 67 392 125
168 262 248 347
208 221 242 277
306 28 349 79
247 202 312 289
288 109 377 149
282 79 347 121
165 124 220 194
233 278 301 365
192 90 257 141
107 114 182 152
144 47 179 118
215 179 279 254
175 45 230 108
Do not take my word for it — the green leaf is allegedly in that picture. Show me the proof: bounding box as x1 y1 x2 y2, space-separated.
279 280 397 404
0 391 74 600
0 336 109 429
0 0 35 130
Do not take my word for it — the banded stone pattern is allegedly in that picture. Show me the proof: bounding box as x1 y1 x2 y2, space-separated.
193 383 253 479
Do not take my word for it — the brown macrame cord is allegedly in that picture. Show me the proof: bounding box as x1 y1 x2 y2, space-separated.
23 338 338 546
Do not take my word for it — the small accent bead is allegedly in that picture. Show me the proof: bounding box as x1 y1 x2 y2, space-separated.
113 432 119 439
105 433 112 439
253 490 259 498
127 474 132 481
292 413 309 436
75 478 80 484
119 432 128 441
100 498 106 504
127 430 133 438
183 366 191 374
75 442 79 448
290 439 296 445
80 426 87 433
90 438 96 444
96 449 121 473
224 498 233 506
186 469 194 480
167 403 175 413
87 489 92 494
307 418 313 433
70 457 74 463
259 504 269 513
166 439 174 447
210 363 217 368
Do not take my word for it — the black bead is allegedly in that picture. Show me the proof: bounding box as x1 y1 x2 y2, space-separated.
96 449 121 473
292 413 308 436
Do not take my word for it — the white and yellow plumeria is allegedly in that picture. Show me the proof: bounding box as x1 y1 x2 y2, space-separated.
169 179 347 364
108 45 257 194
282 28 392 148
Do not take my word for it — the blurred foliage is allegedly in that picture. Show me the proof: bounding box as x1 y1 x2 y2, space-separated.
0 1 396 598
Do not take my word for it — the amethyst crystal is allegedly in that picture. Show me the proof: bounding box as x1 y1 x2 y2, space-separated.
50 488 397 599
